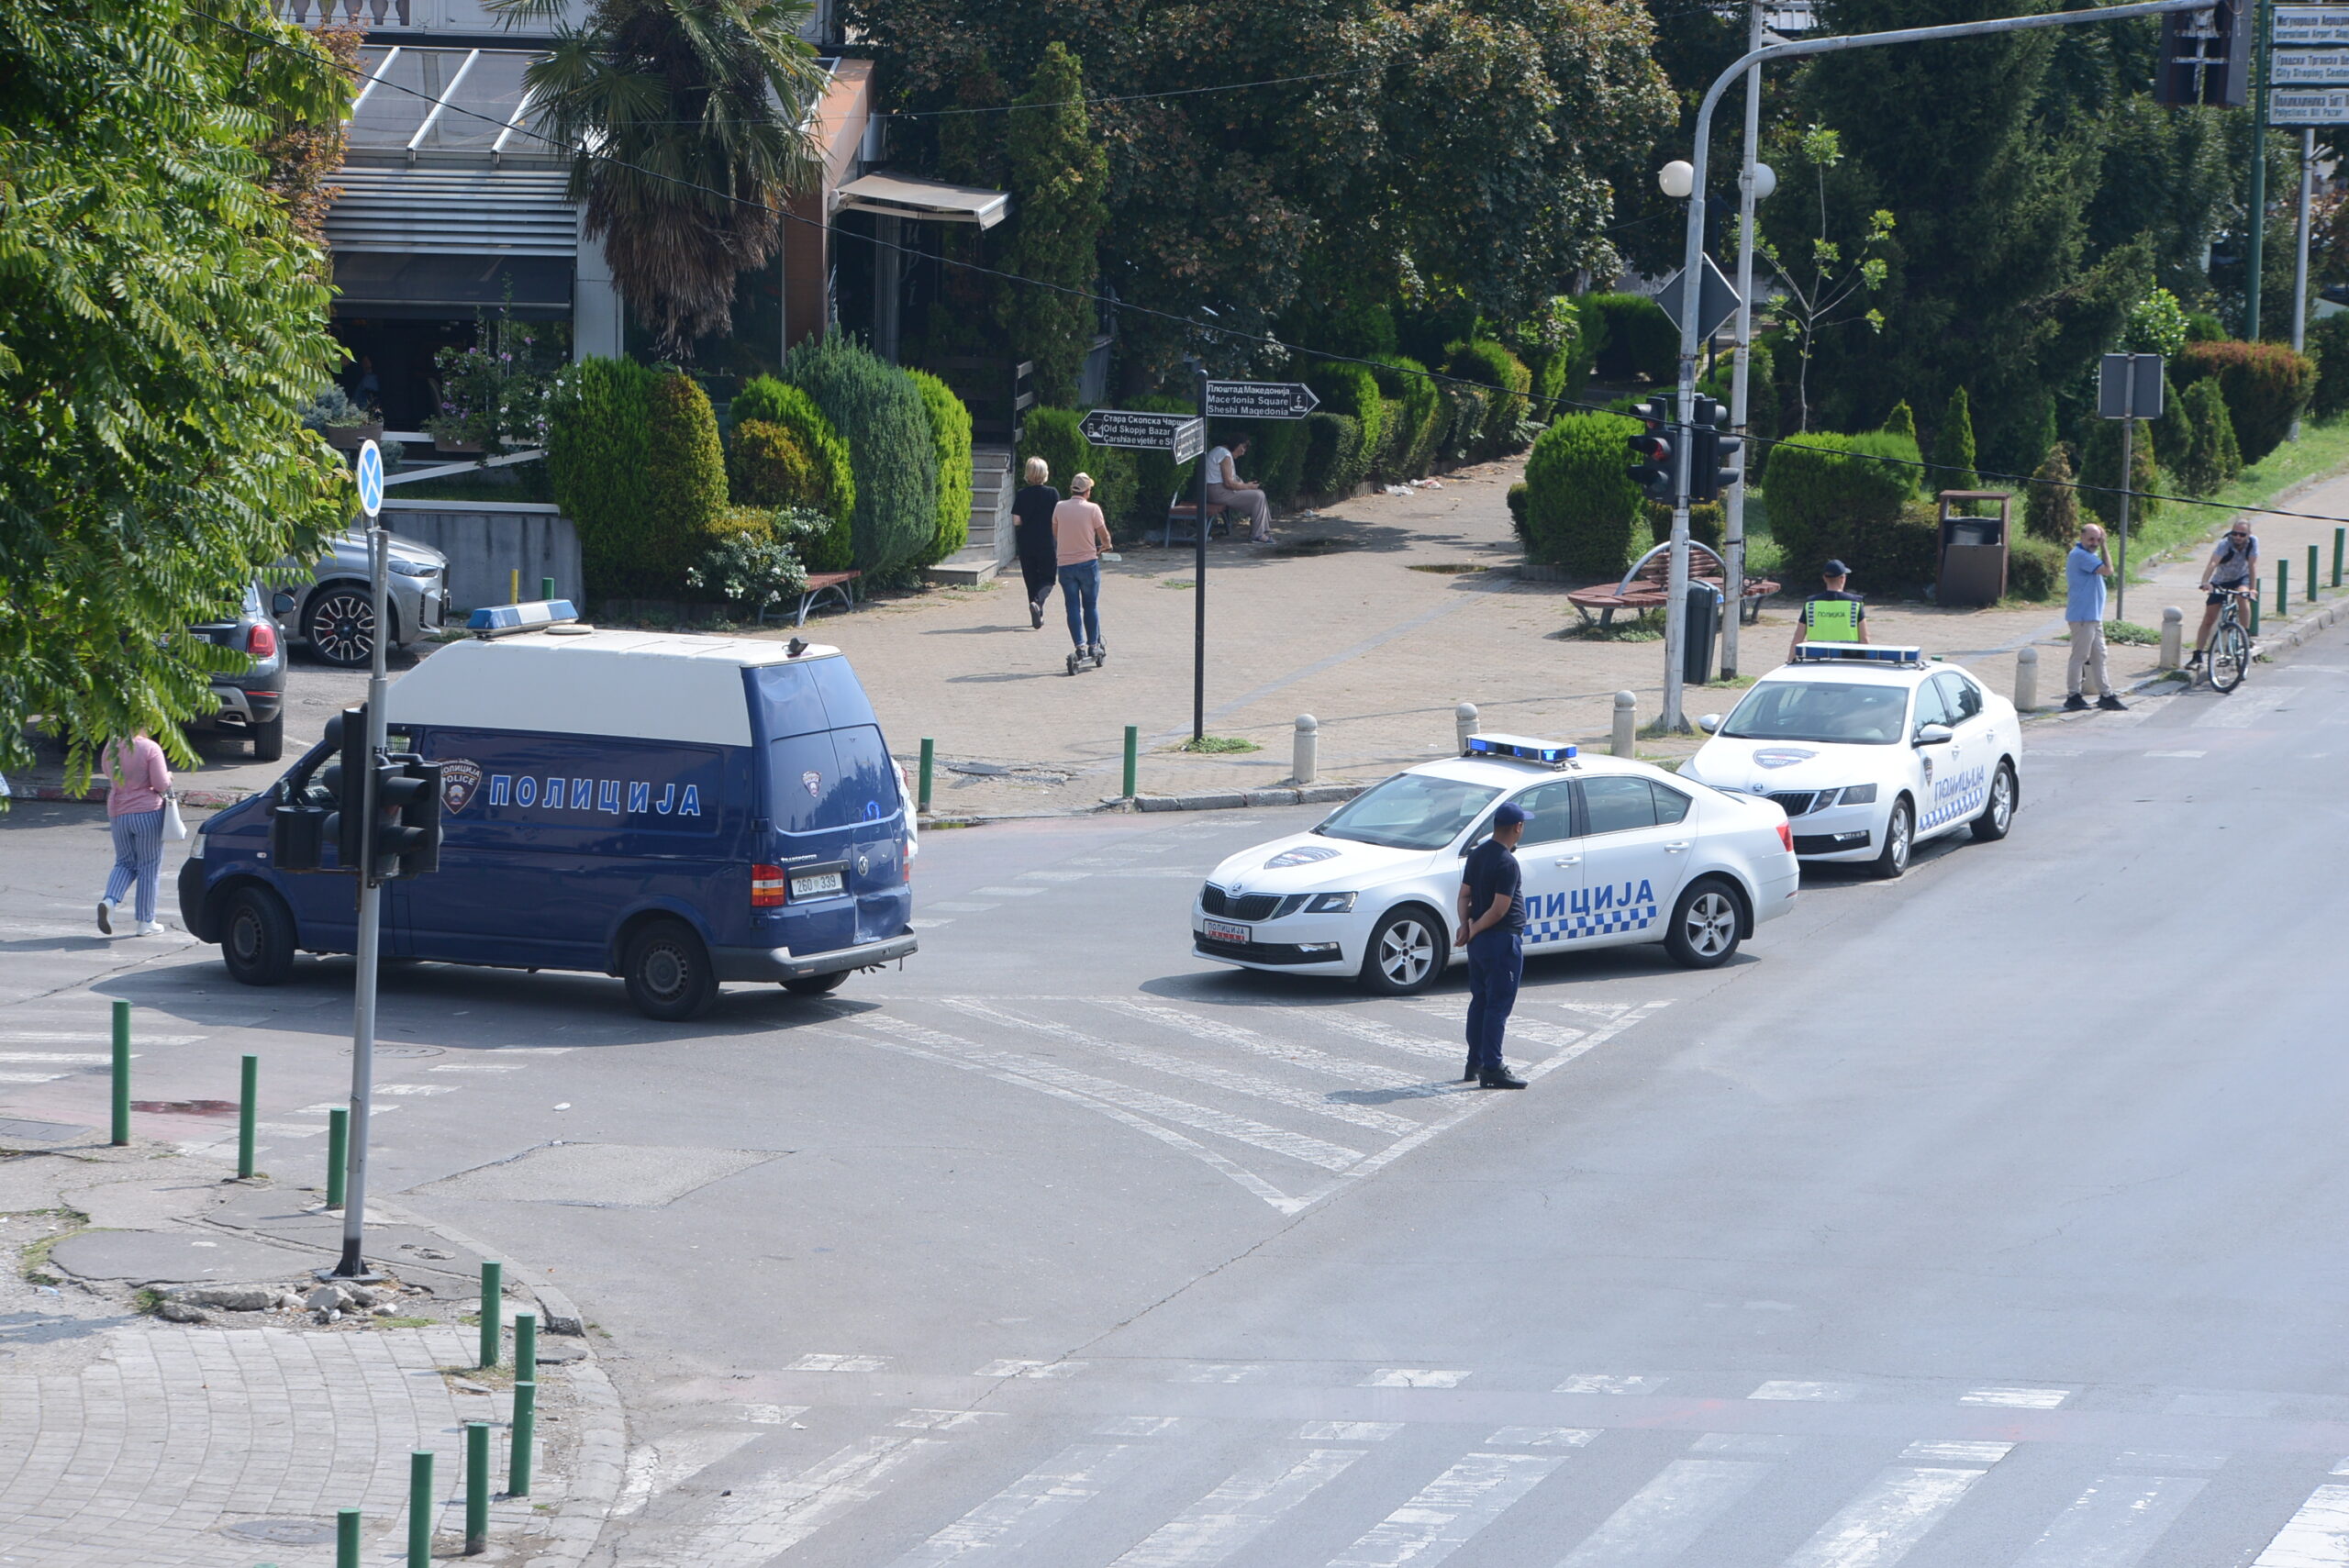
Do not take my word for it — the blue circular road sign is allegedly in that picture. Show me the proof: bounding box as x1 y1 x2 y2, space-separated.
355 439 384 518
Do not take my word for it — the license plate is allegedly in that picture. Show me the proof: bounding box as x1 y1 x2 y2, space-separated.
790 871 845 899
1201 918 1250 944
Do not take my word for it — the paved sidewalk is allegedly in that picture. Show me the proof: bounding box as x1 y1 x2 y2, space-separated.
0 1134 621 1567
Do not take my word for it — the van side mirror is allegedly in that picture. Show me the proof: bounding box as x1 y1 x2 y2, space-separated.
1697 713 1722 734
272 590 297 617
1914 723 1954 747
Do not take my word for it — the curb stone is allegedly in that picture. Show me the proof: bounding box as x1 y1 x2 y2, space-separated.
2015 600 2343 721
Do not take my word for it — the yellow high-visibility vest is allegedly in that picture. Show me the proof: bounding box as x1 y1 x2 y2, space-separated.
1805 597 1860 642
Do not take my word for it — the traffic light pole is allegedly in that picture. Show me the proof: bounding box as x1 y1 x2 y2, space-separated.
1720 0 1765 683
334 526 391 1279
1664 0 2210 730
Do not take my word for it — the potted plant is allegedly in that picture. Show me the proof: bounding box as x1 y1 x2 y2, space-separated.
301 384 382 450
427 316 571 457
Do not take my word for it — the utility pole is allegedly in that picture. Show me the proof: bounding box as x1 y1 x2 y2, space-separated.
337 516 390 1278
1720 0 1766 682
2248 0 2273 338
2294 126 2314 438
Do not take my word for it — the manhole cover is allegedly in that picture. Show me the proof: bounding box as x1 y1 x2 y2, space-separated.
225 1518 337 1545
129 1099 238 1117
343 1044 444 1058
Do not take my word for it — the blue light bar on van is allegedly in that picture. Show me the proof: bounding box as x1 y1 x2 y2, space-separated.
1464 733 1577 765
468 599 580 637
1794 642 1925 667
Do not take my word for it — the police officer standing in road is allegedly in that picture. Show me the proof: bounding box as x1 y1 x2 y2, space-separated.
1455 801 1530 1090
1787 558 1871 660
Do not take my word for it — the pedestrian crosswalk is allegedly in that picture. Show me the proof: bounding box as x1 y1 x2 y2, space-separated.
606 1366 2349 1568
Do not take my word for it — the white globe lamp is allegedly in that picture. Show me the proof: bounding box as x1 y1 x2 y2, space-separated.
1657 161 1696 200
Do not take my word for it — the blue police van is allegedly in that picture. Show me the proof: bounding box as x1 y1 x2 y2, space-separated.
180 624 917 1018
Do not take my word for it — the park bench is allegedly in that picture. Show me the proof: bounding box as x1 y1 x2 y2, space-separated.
760 569 862 628
1158 491 1230 548
1564 541 1779 628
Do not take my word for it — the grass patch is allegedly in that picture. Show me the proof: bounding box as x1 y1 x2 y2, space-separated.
1177 736 1259 754
2106 620 2161 645
1703 673 1758 688
17 1207 90 1285
1557 620 1664 642
379 1315 435 1329
134 1286 166 1315
1159 578 1195 589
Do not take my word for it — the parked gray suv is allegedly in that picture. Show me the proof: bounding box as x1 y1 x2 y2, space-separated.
190 582 293 761
291 530 451 668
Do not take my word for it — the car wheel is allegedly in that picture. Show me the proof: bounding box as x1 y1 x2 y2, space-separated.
1970 760 2016 841
1872 795 1914 880
251 714 285 762
220 886 296 986
1664 878 1742 968
1358 906 1446 995
622 918 716 1020
306 586 383 669
783 970 850 996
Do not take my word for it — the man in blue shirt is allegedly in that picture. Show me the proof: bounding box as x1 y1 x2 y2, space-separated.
2064 521 2125 712
1454 801 1530 1090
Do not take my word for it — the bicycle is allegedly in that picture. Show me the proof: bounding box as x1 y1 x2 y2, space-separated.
2198 585 2254 694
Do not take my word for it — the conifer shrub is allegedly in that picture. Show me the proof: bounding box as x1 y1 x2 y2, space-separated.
1522 412 1642 575
1763 431 1919 583
907 369 974 565
730 375 854 570
782 334 939 580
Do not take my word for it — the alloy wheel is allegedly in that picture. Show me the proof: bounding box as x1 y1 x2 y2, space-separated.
1682 891 1737 958
1378 918 1435 988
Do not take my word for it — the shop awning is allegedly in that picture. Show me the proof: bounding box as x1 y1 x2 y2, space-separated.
836 172 1009 228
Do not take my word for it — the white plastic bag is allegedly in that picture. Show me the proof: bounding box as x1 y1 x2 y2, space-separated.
162 795 189 841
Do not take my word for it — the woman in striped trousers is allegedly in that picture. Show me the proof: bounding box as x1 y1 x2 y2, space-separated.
99 732 173 936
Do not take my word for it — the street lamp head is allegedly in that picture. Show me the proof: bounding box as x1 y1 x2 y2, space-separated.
1658 160 1696 200
1748 161 1777 201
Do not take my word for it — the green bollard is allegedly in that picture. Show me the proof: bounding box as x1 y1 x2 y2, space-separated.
2278 562 2289 617
2253 584 2263 634
110 1000 129 1146
327 1107 348 1207
464 1421 490 1554
1122 725 1138 799
2334 527 2343 588
237 1054 257 1180
407 1451 433 1568
2311 544 2321 603
509 1381 536 1496
917 737 933 815
337 1507 361 1568
540 575 556 602
478 1261 502 1369
514 1311 537 1376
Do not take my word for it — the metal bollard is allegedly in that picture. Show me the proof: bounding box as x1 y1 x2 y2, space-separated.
465 1421 490 1554
478 1261 502 1369
2310 545 2321 603
1122 725 1138 798
111 1001 130 1146
2278 562 2289 617
1611 692 1637 757
237 1055 258 1180
2335 527 2343 588
407 1451 433 1568
509 1381 536 1496
2254 583 2263 634
327 1107 348 1207
514 1311 537 1376
540 575 556 602
1454 703 1478 752
509 568 519 605
917 738 934 814
338 1507 361 1568
2160 606 2184 669
1293 715 1318 785
2014 646 2039 712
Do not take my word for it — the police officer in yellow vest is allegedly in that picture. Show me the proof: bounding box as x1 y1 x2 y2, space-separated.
1788 557 1870 660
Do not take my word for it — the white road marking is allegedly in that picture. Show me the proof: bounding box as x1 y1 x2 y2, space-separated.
1364 1367 1469 1387
614 1430 762 1516
1094 999 1433 1091
428 1063 524 1073
887 1442 1139 1566
1324 1451 1567 1568
1959 1386 2070 1408
295 1103 397 1115
373 1083 457 1095
1486 1427 1598 1448
0 1032 198 1044
786 1353 888 1373
1750 1381 1864 1401
1557 1374 1666 1396
742 1404 807 1425
2116 1451 2226 1471
2254 1484 2349 1566
1097 1416 1185 1436
1168 1364 1269 1383
2143 750 2206 759
1557 1457 1775 1566
1694 1433 1798 1455
968 885 1048 897
1898 1440 2011 1463
942 999 1427 1137
896 1410 1003 1431
910 918 954 929
1019 871 1093 882
0 1051 121 1062
1280 1008 1462 1062
1298 1422 1401 1440
252 1121 327 1137
1402 997 1591 1051
623 1433 934 1568
972 1358 1085 1378
2197 687 2288 728
2010 1473 2207 1567
1111 1448 1365 1567
1776 1465 1997 1568
484 1047 574 1054
0 1072 69 1084
924 902 999 914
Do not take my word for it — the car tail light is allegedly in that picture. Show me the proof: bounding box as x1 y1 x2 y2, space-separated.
751 863 788 907
248 622 278 658
1776 821 1794 853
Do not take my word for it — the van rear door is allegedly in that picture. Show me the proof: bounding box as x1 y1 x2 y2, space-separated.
753 659 911 952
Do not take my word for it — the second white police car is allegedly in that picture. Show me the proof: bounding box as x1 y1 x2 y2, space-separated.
1192 736 1800 995
1681 643 2021 879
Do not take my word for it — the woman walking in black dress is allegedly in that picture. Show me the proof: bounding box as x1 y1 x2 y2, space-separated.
1010 457 1062 628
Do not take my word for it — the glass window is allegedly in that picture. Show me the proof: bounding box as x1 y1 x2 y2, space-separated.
1721 681 1909 745
770 726 900 834
1935 671 1984 723
1511 780 1579 846
1650 781 1692 825
1910 678 1953 731
1581 775 1658 835
1317 773 1501 851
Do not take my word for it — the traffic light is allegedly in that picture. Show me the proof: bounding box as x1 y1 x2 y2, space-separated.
1690 395 1743 504
268 714 335 873
371 756 442 881
1625 395 1675 503
2155 0 2248 108
325 706 369 870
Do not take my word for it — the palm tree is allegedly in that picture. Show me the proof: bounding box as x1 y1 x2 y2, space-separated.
490 0 829 360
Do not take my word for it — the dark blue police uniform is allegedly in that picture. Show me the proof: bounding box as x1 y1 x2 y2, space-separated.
1461 829 1527 1084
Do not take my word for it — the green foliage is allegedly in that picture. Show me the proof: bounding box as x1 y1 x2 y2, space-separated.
783 333 939 579
1018 406 1137 531
1447 339 1533 451
1646 502 1725 551
996 43 1108 404
1300 413 1367 496
2179 378 2242 496
2079 417 2157 528
2185 311 2226 343
2152 374 2193 480
550 356 662 597
1930 386 1979 494
2023 443 2079 543
2124 287 2189 359
2007 535 2065 603
1503 296 1588 416
1762 431 1920 584
1852 499 1941 595
1881 400 1916 441
1124 395 1197 525
1522 413 1642 575
2309 313 2349 421
1438 384 1492 464
1308 362 1388 473
427 317 571 453
685 524 811 611
907 369 974 565
1372 357 1447 478
1252 419 1310 509
731 375 853 568
1582 294 1676 383
0 0 356 786
1507 481 1530 542
2176 339 2317 464
639 373 732 588
729 420 822 509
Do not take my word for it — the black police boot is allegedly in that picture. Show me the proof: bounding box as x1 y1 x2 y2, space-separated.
1479 1066 1528 1090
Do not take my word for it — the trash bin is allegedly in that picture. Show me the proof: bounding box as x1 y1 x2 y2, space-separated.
1936 490 2013 608
1684 582 1720 686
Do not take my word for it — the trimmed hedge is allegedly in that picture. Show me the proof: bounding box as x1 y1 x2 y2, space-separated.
1931 387 1980 494
1853 499 1941 595
1125 394 1198 527
2176 339 2316 464
1301 411 1366 496
907 369 974 566
1373 356 1446 477
729 422 823 509
1446 339 1531 451
1438 383 1489 464
2008 535 2065 602
1764 431 1920 584
782 334 939 580
1018 406 1137 533
1646 501 1725 551
2311 313 2349 421
1308 361 1387 473
1253 417 1310 507
639 372 729 593
730 375 854 571
1522 412 1642 575
548 355 659 598
1582 293 1676 384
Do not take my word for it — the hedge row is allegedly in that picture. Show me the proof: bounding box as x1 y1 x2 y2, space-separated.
778 333 943 582
2175 339 2315 465
550 359 743 598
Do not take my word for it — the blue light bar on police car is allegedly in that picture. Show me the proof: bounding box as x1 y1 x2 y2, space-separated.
1794 642 1924 666
1464 733 1577 764
468 599 580 637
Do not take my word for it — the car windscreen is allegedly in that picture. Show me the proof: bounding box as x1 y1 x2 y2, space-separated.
1721 681 1907 745
1316 773 1501 851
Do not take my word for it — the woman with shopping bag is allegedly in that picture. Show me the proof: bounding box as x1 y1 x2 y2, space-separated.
99 730 176 936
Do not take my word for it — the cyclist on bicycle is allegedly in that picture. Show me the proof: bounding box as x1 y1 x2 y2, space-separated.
2191 524 2260 666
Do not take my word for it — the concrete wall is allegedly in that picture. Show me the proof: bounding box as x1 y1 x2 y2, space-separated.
379 500 582 613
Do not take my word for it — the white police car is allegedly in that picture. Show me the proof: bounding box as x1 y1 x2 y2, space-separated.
1192 736 1801 995
1682 644 2021 879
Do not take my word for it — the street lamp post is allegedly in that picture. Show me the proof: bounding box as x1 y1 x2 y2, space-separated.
1660 0 2216 732
1720 0 1774 683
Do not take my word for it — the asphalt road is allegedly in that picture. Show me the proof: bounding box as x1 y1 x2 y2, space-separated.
5 626 2348 1567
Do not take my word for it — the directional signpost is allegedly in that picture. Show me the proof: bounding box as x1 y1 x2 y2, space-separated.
1204 380 1318 420
1078 408 1207 459
2276 5 2349 46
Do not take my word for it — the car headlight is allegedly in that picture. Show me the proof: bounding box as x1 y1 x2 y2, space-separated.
1304 892 1356 914
1838 784 1877 805
388 559 440 578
